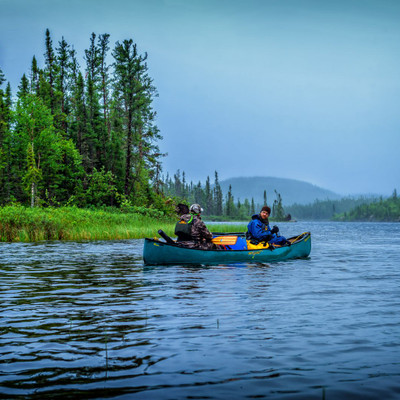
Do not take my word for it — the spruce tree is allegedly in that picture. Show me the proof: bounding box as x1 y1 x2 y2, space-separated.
44 28 57 113
0 69 11 203
55 37 72 133
204 175 213 214
84 32 103 172
213 171 223 216
226 184 234 217
29 56 40 95
17 74 29 98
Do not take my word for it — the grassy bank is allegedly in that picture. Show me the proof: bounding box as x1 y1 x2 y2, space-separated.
0 206 177 242
206 223 247 233
0 206 247 242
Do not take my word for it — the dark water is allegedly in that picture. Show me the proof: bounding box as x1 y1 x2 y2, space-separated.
1 222 400 399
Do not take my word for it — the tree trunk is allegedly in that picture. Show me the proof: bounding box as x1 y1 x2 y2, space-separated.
31 182 35 208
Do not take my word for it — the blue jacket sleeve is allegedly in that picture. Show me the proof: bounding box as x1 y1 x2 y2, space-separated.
248 220 272 240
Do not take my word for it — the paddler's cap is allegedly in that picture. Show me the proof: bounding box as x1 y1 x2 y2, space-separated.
190 204 203 214
260 206 271 214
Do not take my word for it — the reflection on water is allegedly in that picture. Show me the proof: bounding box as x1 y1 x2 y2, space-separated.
1 222 400 399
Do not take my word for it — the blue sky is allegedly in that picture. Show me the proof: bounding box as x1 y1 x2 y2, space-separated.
1 0 400 195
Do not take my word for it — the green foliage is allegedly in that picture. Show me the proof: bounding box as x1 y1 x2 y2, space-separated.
286 196 379 220
333 191 400 221
0 29 166 211
12 94 84 205
0 205 175 242
272 189 285 221
163 169 287 221
82 167 118 207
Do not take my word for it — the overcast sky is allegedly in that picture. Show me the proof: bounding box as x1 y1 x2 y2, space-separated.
1 0 399 196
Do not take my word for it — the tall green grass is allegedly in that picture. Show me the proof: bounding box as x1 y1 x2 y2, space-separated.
0 206 176 242
0 206 247 242
206 224 247 234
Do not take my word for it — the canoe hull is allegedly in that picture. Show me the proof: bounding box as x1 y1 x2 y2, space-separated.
143 232 311 266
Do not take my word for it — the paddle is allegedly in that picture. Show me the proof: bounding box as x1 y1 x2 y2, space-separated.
157 229 175 245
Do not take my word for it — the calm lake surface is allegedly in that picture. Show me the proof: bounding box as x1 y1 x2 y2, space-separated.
1 221 400 399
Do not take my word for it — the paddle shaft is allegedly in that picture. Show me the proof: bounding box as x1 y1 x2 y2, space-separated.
158 229 175 244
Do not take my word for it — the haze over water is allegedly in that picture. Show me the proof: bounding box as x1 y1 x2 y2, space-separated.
1 221 400 399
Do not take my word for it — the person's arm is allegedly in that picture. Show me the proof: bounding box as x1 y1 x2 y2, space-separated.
193 218 213 241
253 220 272 241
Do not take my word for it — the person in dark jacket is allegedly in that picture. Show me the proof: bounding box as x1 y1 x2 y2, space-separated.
174 203 193 243
246 206 289 245
175 203 214 249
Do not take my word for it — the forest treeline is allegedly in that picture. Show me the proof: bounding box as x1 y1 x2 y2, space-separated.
285 196 378 220
333 190 400 222
163 170 287 220
0 30 169 213
163 170 400 221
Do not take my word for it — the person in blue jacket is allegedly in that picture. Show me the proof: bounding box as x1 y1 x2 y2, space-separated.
246 206 289 245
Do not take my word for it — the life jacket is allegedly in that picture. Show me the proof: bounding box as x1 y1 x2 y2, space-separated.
174 215 194 241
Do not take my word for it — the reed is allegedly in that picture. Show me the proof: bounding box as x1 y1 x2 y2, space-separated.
0 206 246 242
207 223 247 233
0 206 176 242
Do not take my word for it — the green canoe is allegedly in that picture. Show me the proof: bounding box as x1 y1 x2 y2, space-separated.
143 232 311 266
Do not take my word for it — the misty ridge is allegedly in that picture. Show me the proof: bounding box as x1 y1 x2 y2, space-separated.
217 176 342 206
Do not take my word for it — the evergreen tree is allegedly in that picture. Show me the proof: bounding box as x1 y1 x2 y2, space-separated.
14 94 83 205
17 74 29 98
0 31 166 209
0 69 12 203
69 72 89 163
44 28 58 113
98 33 111 141
112 38 162 203
213 171 223 215
204 175 213 214
55 36 72 133
272 190 285 220
30 56 40 95
226 184 234 217
84 32 103 171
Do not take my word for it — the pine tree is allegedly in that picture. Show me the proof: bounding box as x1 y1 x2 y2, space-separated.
29 56 40 95
112 38 162 202
98 33 111 140
14 94 83 205
204 175 213 214
44 28 58 113
213 171 223 215
226 184 234 217
55 36 72 133
0 69 12 203
84 32 103 171
17 74 29 98
273 190 285 220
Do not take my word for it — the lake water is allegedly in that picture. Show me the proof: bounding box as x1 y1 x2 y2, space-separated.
1 221 400 399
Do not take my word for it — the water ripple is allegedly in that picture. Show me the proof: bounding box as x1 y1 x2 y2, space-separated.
1 224 400 398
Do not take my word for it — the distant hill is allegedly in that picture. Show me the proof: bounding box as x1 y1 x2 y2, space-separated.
218 176 342 206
